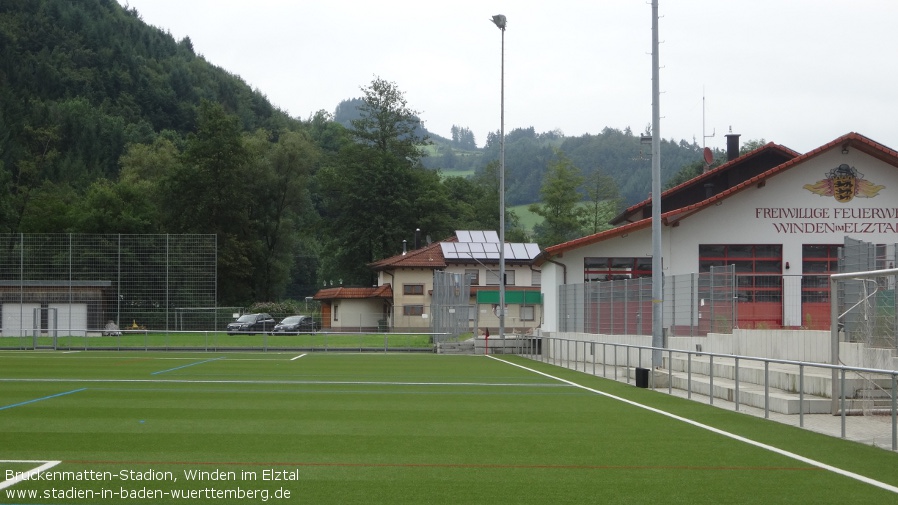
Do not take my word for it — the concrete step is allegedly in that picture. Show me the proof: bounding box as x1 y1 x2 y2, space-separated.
436 340 476 354
664 369 833 414
664 353 894 398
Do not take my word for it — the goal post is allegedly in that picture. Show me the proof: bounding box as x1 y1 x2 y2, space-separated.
829 267 898 415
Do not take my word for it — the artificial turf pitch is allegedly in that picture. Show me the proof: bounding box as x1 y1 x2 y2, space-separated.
1 351 896 504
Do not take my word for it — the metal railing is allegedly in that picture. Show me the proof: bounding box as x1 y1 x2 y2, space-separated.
516 335 898 451
0 328 445 353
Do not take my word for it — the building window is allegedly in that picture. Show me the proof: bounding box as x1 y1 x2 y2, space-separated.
403 305 424 316
403 284 424 295
531 270 541 286
468 305 477 321
801 244 840 302
520 305 535 321
486 269 515 286
465 269 479 285
584 257 652 281
699 244 782 302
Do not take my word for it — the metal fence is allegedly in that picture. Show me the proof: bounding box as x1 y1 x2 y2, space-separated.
430 271 473 342
558 265 736 336
0 329 439 352
0 234 217 337
517 336 898 451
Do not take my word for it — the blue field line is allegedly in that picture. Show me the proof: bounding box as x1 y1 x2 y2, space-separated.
151 357 224 375
0 388 87 411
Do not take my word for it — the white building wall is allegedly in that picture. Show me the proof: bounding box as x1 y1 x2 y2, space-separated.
331 299 382 330
1 303 39 337
540 144 898 333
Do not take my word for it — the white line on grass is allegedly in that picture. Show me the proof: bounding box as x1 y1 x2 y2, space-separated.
0 377 567 387
290 354 307 361
0 460 61 490
488 355 898 495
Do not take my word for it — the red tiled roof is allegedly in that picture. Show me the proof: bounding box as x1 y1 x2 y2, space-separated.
368 238 450 270
313 284 393 301
537 132 898 265
612 141 800 224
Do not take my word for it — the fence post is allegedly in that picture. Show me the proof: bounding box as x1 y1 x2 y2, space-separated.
799 363 805 428
892 373 897 451
734 357 740 411
690 273 696 337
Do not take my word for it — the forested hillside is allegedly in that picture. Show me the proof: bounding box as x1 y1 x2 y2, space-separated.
0 0 724 306
0 0 291 185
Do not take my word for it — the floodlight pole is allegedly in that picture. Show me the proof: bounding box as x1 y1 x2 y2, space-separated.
650 0 663 367
492 14 507 347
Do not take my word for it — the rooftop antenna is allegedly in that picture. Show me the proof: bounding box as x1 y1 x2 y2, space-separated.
702 87 715 173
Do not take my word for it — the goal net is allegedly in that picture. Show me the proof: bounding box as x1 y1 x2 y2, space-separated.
830 266 897 418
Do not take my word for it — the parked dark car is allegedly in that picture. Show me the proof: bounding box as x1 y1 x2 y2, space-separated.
226 313 276 335
272 315 320 335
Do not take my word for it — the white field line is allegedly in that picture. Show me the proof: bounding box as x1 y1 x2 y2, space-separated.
488 355 898 495
0 377 568 388
290 354 307 361
0 460 62 490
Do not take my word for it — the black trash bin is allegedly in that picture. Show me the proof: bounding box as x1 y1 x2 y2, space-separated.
635 367 649 388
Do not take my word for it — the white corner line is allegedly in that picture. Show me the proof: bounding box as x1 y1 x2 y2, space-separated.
487 355 898 495
290 354 307 361
0 460 62 490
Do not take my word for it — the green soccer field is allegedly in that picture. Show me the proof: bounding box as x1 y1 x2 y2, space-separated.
1 351 896 504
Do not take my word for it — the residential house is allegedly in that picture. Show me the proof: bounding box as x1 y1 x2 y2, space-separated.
314 231 542 334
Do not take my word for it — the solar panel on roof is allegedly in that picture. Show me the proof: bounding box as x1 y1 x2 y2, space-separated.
525 243 541 259
443 234 540 261
439 242 457 259
455 230 501 243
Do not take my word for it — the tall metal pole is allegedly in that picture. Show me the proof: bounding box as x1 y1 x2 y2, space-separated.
491 14 507 345
650 0 663 367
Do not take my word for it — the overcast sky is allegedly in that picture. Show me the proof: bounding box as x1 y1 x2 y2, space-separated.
119 0 897 154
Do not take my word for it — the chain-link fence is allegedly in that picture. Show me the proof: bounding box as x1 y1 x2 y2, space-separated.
558 265 736 336
0 234 217 337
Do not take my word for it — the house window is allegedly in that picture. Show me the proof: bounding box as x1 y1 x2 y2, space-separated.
468 305 477 321
584 257 652 281
520 305 535 321
486 269 515 286
531 270 541 286
403 305 424 316
403 284 424 295
465 269 479 285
